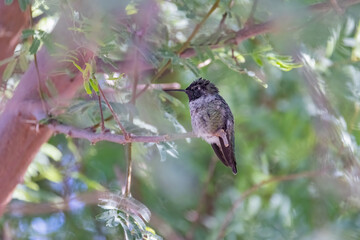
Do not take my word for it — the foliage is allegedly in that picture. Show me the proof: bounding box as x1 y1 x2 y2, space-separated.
2 0 360 239
96 193 162 240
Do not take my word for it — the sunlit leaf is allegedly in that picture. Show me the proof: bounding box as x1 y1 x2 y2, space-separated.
265 53 302 71
83 80 92 94
40 165 63 182
18 53 28 72
125 3 138 15
29 38 41 54
2 58 17 81
40 143 62 161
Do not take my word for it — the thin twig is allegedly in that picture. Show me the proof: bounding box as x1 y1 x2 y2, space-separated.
176 0 221 54
179 0 360 58
98 85 130 139
135 0 360 95
135 0 221 99
330 0 344 13
218 12 228 31
244 0 259 27
125 50 140 196
216 170 323 240
29 5 47 115
97 93 105 132
125 143 132 196
130 51 140 105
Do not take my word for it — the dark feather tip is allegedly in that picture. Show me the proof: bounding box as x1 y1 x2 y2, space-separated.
232 165 237 175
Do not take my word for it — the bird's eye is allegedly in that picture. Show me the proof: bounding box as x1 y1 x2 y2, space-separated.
197 86 201 90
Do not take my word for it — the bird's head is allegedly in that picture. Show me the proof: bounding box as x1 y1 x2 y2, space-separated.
184 78 219 101
164 78 218 101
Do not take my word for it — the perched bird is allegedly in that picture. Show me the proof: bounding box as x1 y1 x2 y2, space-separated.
165 78 237 174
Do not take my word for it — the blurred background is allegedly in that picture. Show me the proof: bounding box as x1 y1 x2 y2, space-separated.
2 0 360 239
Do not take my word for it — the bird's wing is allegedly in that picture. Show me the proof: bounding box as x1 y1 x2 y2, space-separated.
219 129 237 174
211 143 229 166
214 118 237 174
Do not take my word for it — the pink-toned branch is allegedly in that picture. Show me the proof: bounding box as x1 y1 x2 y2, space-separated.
1 0 359 217
0 11 95 215
47 122 196 144
0 1 30 81
180 0 360 58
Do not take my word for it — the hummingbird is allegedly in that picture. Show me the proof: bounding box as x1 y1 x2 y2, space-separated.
165 78 237 174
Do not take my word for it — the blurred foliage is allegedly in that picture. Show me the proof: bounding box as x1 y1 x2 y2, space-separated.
2 0 360 239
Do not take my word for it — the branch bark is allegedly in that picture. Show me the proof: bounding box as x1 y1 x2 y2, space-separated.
0 1 30 82
0 13 95 214
47 122 196 144
179 0 360 58
1 0 359 217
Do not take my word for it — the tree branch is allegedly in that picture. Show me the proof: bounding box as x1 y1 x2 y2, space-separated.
180 0 360 58
0 1 30 82
135 0 221 99
46 122 196 144
216 170 323 240
98 85 129 138
244 0 258 27
0 11 95 214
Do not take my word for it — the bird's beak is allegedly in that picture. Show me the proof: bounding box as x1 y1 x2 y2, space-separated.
163 89 186 93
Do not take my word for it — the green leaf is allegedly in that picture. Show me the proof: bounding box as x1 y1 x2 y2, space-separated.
158 91 185 108
72 61 84 72
216 52 245 73
181 59 200 76
138 47 160 68
89 78 99 93
252 53 263 66
41 165 63 182
2 58 17 81
18 0 30 11
98 193 151 222
83 80 92 95
204 46 215 60
12 185 62 203
0 55 15 67
265 53 302 71
164 112 187 134
125 3 138 15
18 53 28 71
5 0 14 5
107 73 124 81
156 141 178 161
29 38 41 54
22 29 35 39
40 143 62 161
25 181 39 191
41 33 55 53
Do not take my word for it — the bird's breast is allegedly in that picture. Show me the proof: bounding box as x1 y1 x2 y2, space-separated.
189 95 224 142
